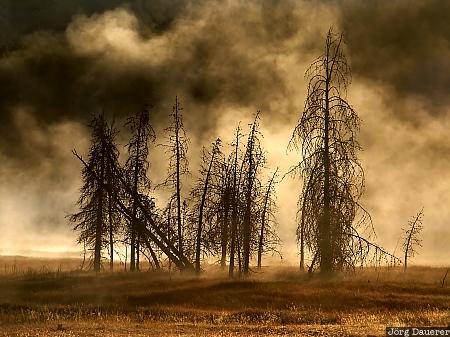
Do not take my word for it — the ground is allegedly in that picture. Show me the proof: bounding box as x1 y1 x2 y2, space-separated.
0 257 448 336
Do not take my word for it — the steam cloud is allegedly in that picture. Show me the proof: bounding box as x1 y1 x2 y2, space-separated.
0 0 449 265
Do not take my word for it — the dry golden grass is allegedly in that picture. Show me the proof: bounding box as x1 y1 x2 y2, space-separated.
0 256 82 275
0 257 449 336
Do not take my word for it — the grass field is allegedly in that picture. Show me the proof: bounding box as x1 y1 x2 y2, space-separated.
0 256 449 336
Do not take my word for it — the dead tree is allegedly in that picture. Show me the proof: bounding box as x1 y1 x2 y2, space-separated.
105 158 123 271
257 168 281 269
124 105 155 272
241 112 265 276
164 197 175 270
402 209 424 271
160 96 189 257
70 113 120 272
219 156 233 268
191 139 222 274
229 126 243 277
73 148 195 272
289 29 386 274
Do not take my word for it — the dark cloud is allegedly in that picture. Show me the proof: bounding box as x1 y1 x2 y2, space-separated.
340 0 450 115
0 0 189 44
0 0 294 163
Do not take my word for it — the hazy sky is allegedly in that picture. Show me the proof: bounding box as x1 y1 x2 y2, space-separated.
0 0 449 266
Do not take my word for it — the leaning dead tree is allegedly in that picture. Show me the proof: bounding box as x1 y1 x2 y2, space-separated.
124 105 155 272
160 96 189 257
402 209 424 271
74 148 194 271
72 113 194 272
289 29 398 274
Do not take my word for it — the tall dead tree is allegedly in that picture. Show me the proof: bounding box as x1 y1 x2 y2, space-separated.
257 168 280 269
241 113 265 276
70 113 120 272
165 198 174 270
160 96 189 257
229 126 243 277
192 138 222 274
289 29 376 274
105 147 123 271
402 209 424 271
219 156 233 268
125 105 155 272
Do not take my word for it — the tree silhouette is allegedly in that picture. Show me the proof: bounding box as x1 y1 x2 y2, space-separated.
257 168 280 269
402 209 424 271
289 29 374 274
105 147 123 271
124 105 155 272
228 125 243 277
217 154 234 268
191 138 222 274
160 96 189 257
241 113 265 276
70 113 120 272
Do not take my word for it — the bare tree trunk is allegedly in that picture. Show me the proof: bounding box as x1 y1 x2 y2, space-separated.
130 219 136 270
94 126 106 272
124 243 128 271
130 116 143 272
108 193 114 271
167 201 172 272
114 194 190 270
243 200 251 275
141 237 159 270
228 130 240 278
404 250 408 271
81 238 87 270
404 221 416 272
195 148 217 274
174 96 184 257
257 171 276 269
146 241 160 270
300 216 305 271
320 42 332 275
308 251 318 274
243 122 257 276
257 198 267 269
229 212 237 277
238 241 242 276
220 193 230 268
136 233 140 271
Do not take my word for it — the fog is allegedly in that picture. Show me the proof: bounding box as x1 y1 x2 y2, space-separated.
0 0 449 266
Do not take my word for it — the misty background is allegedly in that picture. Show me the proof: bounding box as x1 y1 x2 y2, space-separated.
0 0 449 265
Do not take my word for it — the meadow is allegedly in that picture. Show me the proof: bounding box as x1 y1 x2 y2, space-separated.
0 256 448 337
